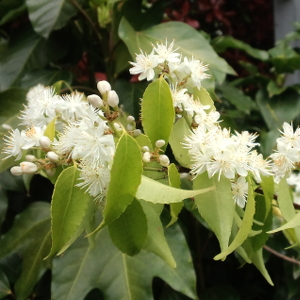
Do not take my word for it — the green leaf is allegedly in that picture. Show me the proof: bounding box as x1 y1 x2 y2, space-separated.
140 201 176 268
52 225 196 300
169 118 192 168
0 202 51 300
103 133 143 225
26 0 79 38
46 166 92 258
194 173 235 252
211 35 269 60
43 117 57 141
167 164 183 226
0 189 8 226
0 269 11 299
214 176 255 260
136 175 214 204
141 77 174 150
192 87 216 112
0 0 26 26
119 18 235 83
108 198 147 256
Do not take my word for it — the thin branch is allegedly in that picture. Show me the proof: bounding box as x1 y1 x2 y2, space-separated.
263 245 300 266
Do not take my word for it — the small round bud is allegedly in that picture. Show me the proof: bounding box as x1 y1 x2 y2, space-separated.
194 115 201 125
46 151 60 163
10 166 23 176
87 94 104 108
133 129 141 137
159 155 170 167
142 152 151 163
114 123 122 131
20 162 38 174
25 154 36 162
127 124 134 131
180 172 191 179
107 90 119 107
39 136 51 149
155 139 166 148
142 146 150 152
97 80 111 95
46 168 56 177
127 115 135 123
2 124 12 130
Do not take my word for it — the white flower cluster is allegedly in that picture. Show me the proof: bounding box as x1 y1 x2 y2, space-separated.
129 40 210 90
3 81 119 201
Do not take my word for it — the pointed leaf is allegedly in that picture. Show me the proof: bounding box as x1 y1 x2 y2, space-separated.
108 198 147 256
136 175 214 204
0 269 11 298
47 166 92 258
43 116 57 141
103 133 142 225
141 77 174 150
214 176 255 260
194 173 235 252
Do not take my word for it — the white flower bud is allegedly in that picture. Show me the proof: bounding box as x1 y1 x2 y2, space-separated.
142 152 151 163
133 129 141 137
25 154 36 162
20 162 38 174
155 139 166 148
127 115 135 123
142 146 150 152
10 166 23 176
46 151 60 163
114 123 122 131
194 115 201 125
180 172 191 179
87 94 104 108
127 124 134 131
159 155 170 167
97 80 111 95
107 90 119 107
46 168 56 177
39 136 51 149
2 124 12 130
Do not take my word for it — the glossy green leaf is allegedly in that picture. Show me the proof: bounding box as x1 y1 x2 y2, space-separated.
119 18 235 83
212 35 269 60
46 166 92 258
194 173 234 252
169 118 192 168
136 175 214 204
103 133 142 225
108 198 147 256
43 117 57 141
141 77 174 150
214 177 255 260
168 163 183 226
140 201 176 268
135 134 153 151
0 0 26 26
0 202 51 300
0 269 11 298
52 224 196 300
26 0 79 38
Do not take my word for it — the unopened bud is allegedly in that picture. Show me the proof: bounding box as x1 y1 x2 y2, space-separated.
180 172 191 179
142 152 151 163
39 136 51 149
107 90 119 107
114 123 122 131
2 124 12 130
194 115 201 125
159 155 170 167
87 94 104 108
127 115 135 123
97 80 111 95
10 166 23 176
46 168 56 177
142 146 150 152
46 151 60 163
155 139 165 148
133 129 141 137
25 154 36 162
127 124 134 131
20 162 38 174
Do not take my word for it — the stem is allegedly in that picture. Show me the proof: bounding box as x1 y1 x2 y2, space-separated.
263 245 300 266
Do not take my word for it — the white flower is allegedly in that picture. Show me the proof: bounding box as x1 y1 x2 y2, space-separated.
277 122 300 150
129 49 159 81
170 84 190 108
22 126 46 150
153 40 180 63
231 177 248 208
3 129 26 160
270 152 294 184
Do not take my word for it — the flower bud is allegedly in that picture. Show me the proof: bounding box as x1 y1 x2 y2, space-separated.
142 152 151 163
142 146 150 152
133 129 141 137
114 123 122 131
10 166 23 176
159 155 170 167
87 94 104 108
20 162 38 174
46 151 60 163
180 172 191 179
155 139 165 148
194 115 201 125
107 90 119 107
127 124 134 131
97 80 111 95
46 168 56 177
25 154 36 162
127 115 135 123
39 136 51 149
2 123 12 130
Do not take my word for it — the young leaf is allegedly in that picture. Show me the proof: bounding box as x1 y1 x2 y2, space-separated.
136 175 214 204
108 198 147 256
46 166 92 258
214 176 255 260
141 77 174 150
194 173 235 252
103 133 143 225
